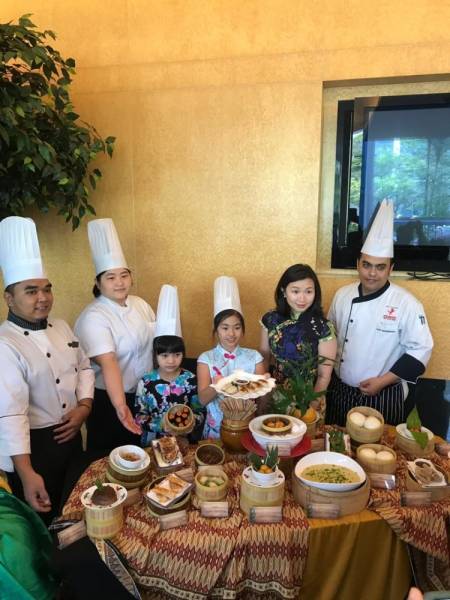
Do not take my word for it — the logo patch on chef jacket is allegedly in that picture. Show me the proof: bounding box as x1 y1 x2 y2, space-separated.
383 306 397 321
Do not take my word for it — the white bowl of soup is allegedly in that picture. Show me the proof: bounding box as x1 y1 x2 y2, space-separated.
294 451 366 492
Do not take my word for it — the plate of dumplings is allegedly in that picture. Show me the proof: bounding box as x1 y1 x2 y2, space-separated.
211 369 276 399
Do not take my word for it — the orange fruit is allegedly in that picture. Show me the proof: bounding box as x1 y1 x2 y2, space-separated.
301 407 317 424
292 408 302 419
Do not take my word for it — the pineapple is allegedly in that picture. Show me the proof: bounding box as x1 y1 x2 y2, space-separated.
249 446 279 473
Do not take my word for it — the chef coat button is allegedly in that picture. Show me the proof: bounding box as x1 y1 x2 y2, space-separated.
62 403 66 409
350 319 354 323
345 339 348 342
56 378 60 384
46 352 51 358
340 359 344 363
24 331 29 336
75 367 78 372
48 323 53 327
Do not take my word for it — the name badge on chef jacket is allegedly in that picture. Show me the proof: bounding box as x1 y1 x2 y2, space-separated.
376 305 399 333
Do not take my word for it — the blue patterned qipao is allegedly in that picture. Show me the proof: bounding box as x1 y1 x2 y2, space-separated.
197 344 264 439
261 310 335 384
134 368 204 446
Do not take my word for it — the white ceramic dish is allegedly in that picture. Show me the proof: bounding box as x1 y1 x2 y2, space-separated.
211 369 276 400
110 446 150 472
81 483 127 509
242 466 285 488
115 445 147 469
396 423 434 441
294 451 366 492
151 438 183 468
249 414 307 450
407 459 446 487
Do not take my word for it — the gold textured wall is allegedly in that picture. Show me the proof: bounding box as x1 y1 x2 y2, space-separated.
1 1 449 379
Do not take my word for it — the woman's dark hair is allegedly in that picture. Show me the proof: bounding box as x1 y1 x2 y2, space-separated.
153 335 185 368
274 264 324 318
92 269 131 297
213 309 245 335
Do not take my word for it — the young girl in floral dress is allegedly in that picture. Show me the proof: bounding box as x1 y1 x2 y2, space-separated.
135 285 204 445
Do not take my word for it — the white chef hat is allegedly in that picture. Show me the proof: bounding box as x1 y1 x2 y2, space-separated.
0 217 47 287
213 276 242 317
155 284 182 337
361 199 394 258
87 218 128 275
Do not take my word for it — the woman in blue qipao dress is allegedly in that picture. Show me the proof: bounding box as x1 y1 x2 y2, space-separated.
260 264 337 414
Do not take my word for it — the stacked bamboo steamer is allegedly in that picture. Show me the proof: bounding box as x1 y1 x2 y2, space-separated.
106 449 151 489
240 467 285 516
346 406 384 444
195 466 229 502
292 475 370 516
356 444 397 474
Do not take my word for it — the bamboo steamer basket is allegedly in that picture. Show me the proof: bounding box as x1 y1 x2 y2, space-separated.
195 443 225 467
346 406 384 444
395 430 435 457
239 467 285 516
164 404 194 435
405 467 450 501
106 468 148 490
144 476 191 516
356 444 397 474
195 466 228 502
292 474 370 517
107 454 150 488
81 484 127 540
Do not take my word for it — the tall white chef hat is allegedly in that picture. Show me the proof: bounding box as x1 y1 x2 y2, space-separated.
361 199 394 258
213 276 242 317
155 284 182 338
87 218 128 275
0 216 47 287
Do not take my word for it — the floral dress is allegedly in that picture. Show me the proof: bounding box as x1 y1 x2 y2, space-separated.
135 368 204 446
261 310 335 384
197 344 263 439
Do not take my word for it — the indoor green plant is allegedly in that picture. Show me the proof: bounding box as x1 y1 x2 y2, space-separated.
271 344 328 423
0 14 115 228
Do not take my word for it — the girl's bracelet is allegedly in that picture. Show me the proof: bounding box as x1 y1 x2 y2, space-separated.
77 401 92 413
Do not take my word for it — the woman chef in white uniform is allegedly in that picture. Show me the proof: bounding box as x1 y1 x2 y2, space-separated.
75 219 156 451
326 200 434 426
0 217 95 524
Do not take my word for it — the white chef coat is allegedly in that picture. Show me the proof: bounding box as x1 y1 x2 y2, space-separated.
74 294 156 393
328 281 433 388
0 319 94 472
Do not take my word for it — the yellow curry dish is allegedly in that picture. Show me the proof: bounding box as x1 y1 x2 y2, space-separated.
300 464 361 484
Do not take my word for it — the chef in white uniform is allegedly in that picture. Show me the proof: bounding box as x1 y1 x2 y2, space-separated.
75 218 156 451
326 200 434 425
0 217 94 524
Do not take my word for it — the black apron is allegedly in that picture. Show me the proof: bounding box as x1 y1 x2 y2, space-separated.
9 427 82 526
325 372 405 426
86 388 141 452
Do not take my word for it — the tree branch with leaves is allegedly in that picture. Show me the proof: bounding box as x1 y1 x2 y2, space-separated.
0 14 115 228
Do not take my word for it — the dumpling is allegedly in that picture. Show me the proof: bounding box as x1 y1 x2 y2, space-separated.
364 416 381 430
349 411 366 427
359 448 377 461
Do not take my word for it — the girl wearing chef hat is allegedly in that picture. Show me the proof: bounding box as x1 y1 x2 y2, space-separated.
197 276 265 439
75 218 156 451
134 285 205 446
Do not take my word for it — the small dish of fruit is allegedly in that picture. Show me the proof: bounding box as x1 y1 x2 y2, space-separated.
249 446 279 485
